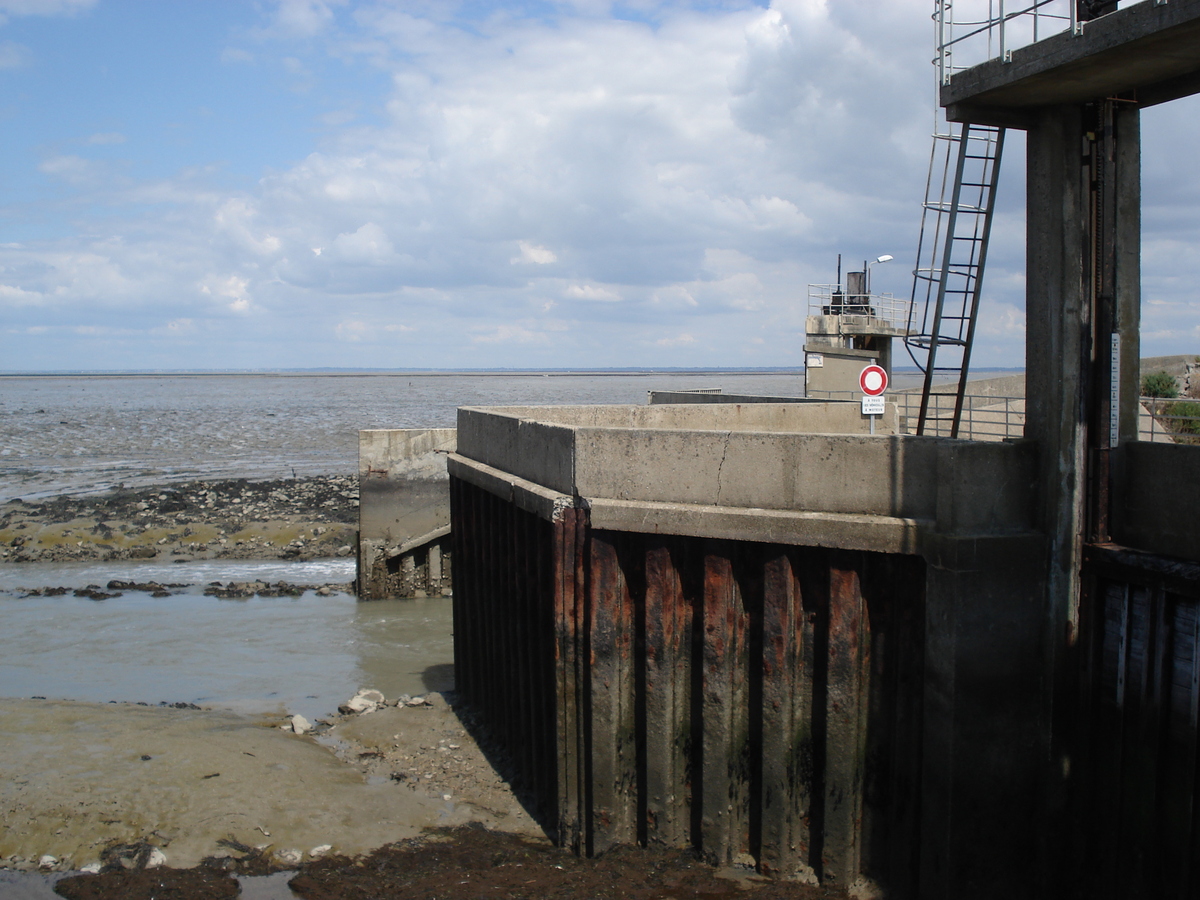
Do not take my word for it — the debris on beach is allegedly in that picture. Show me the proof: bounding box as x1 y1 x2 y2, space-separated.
339 688 387 715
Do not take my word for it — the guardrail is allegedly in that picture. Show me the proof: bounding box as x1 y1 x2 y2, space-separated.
809 391 1026 441
803 392 1200 444
808 284 910 332
1140 397 1200 444
936 0 1077 86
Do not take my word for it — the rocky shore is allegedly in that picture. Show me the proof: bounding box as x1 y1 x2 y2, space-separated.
0 475 358 564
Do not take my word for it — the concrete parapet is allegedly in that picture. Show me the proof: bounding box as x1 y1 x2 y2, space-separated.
358 428 456 599
459 401 893 440
456 405 1034 531
1116 441 1200 564
646 391 810 405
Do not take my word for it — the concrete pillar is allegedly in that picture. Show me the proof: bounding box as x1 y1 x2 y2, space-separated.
428 543 442 593
1025 99 1141 895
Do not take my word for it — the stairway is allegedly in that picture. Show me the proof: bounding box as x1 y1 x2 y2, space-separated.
905 120 1005 436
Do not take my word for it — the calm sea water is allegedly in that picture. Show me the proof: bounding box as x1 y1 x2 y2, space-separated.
0 371 828 502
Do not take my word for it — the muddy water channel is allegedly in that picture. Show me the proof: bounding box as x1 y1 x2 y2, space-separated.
0 559 454 721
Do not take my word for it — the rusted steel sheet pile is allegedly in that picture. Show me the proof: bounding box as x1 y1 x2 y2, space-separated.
451 474 924 888
1073 544 1200 899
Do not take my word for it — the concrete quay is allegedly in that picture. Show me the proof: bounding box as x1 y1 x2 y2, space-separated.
448 401 1051 896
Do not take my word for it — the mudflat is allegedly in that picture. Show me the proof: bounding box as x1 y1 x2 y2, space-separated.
0 695 540 872
0 476 359 565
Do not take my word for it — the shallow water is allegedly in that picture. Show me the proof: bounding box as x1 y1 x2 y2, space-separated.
0 559 452 722
0 869 298 900
0 372 824 502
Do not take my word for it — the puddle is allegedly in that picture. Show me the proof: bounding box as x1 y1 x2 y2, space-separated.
0 869 299 899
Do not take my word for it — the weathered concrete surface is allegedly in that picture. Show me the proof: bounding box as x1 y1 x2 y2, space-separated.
458 404 907 506
460 401 894 435
1116 441 1200 563
358 428 456 599
803 346 886 397
456 406 1035 527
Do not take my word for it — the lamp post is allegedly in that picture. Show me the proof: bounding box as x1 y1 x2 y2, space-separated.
866 254 893 294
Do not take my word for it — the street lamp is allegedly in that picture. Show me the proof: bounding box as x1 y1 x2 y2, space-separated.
866 254 893 294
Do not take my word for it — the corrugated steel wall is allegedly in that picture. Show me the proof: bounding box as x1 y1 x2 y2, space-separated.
1073 544 1200 900
450 475 925 891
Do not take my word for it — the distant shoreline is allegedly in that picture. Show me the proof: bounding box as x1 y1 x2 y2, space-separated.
0 366 1024 378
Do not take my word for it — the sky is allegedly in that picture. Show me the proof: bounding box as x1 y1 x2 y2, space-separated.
0 0 1197 372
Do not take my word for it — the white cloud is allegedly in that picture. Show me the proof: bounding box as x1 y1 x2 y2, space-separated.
512 242 558 265
655 333 696 347
214 199 282 256
331 222 393 263
979 301 1026 337
565 283 621 302
38 154 108 186
471 324 552 345
0 283 44 305
200 274 253 314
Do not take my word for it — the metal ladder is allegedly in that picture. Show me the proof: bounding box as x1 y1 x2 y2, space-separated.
904 119 1005 436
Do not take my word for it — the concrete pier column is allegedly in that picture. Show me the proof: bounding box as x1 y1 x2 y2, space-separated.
1025 99 1141 896
428 543 442 592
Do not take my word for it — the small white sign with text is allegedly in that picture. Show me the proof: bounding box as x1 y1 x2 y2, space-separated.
861 396 886 416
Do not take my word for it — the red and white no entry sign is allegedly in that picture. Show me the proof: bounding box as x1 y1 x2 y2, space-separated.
859 364 888 396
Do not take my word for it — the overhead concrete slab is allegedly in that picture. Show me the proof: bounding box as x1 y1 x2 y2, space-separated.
944 0 1200 125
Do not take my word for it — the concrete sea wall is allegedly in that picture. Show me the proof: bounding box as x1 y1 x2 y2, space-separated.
357 428 456 599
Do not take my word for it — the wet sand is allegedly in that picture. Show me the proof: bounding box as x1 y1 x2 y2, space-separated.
0 696 540 872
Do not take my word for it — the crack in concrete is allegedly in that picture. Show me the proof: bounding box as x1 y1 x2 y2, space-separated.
714 431 731 506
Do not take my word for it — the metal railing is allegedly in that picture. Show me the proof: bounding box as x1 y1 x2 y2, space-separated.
1139 397 1200 444
797 392 1200 444
935 0 1077 86
808 390 1026 440
807 285 910 332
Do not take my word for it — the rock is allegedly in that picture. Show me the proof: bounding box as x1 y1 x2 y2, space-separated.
289 714 312 735
146 848 167 869
79 862 102 874
38 855 58 869
276 848 303 866
406 696 430 707
343 689 385 714
310 844 332 859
